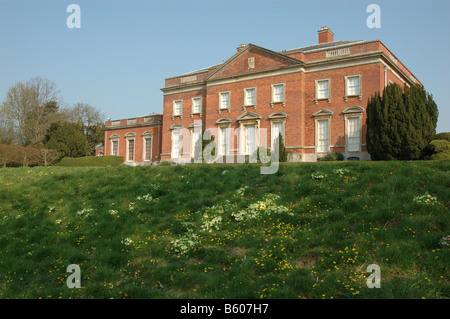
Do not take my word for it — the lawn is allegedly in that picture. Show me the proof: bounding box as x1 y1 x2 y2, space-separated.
0 161 448 299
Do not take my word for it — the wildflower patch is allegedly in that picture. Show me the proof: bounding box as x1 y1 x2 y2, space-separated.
413 192 438 205
232 193 293 222
171 233 200 255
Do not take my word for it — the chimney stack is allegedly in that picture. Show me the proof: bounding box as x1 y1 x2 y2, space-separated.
318 26 334 44
237 44 246 52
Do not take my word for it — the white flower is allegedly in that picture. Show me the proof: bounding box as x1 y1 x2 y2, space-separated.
137 194 159 203
76 208 93 216
413 193 437 205
235 186 248 198
171 233 199 255
109 209 119 216
311 172 327 180
201 215 222 232
121 238 133 246
440 235 450 247
332 168 349 176
232 193 292 221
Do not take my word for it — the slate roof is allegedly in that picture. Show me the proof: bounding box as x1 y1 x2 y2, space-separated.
180 40 365 77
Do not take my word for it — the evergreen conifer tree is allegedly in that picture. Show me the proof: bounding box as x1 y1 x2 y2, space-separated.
366 83 438 160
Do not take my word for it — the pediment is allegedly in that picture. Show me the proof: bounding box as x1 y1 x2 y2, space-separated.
124 132 136 138
237 111 262 121
170 123 183 130
268 112 287 119
188 121 203 128
205 44 302 82
342 105 364 114
215 117 232 124
141 130 153 136
109 134 120 139
312 109 334 117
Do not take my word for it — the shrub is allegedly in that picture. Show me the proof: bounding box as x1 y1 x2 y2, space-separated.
366 83 438 160
0 144 59 167
58 156 123 167
429 140 450 160
434 132 450 142
256 146 271 163
159 160 173 166
273 133 289 162
320 152 344 161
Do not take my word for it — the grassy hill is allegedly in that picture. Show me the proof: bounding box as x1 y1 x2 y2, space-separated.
0 161 448 299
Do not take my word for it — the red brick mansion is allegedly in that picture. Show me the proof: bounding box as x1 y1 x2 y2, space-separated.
101 27 420 164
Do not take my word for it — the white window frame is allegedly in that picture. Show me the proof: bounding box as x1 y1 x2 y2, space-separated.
244 124 257 155
345 115 362 153
218 126 230 156
191 128 202 160
219 91 231 110
111 139 119 156
244 87 257 106
316 118 330 154
191 97 202 115
173 100 182 117
143 135 152 162
271 120 285 151
345 74 362 99
271 83 285 104
315 78 330 101
171 129 182 159
126 138 135 162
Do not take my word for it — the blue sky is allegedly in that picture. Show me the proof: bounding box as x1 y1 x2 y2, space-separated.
1 0 449 132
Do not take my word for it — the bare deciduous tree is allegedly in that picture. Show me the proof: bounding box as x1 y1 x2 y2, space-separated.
1 77 61 146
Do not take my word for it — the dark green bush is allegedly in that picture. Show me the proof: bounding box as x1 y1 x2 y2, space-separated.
320 152 344 161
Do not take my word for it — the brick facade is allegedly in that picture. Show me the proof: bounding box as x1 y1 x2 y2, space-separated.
159 27 420 162
103 114 162 165
103 27 421 164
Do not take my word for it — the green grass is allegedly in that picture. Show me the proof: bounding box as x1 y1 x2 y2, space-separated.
58 156 124 167
0 161 449 299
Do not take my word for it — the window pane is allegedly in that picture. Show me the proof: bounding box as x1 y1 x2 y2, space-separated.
192 131 201 159
145 138 152 160
220 92 230 109
245 125 256 154
348 117 360 151
193 98 201 113
317 80 329 99
273 85 284 102
272 122 284 149
347 77 360 95
128 139 135 161
174 101 182 115
317 120 329 153
172 131 181 158
245 88 256 105
112 141 118 156
220 127 229 155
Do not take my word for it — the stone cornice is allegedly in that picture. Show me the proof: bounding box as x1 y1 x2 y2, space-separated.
105 120 162 131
